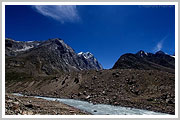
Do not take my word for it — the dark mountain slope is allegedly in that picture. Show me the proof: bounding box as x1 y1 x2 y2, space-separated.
112 50 175 73
5 38 103 76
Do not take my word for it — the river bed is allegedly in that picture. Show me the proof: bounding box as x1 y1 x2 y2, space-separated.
13 93 170 115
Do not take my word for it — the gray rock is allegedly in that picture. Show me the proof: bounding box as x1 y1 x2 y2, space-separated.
6 38 103 75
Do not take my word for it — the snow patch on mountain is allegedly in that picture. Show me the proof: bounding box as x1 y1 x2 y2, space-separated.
78 52 103 70
78 52 93 59
145 52 148 56
15 45 34 52
170 55 175 58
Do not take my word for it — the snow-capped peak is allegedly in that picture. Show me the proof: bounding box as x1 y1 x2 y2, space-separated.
77 52 103 70
78 52 84 55
78 52 94 59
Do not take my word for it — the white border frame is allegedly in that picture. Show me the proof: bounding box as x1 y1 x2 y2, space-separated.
2 2 178 118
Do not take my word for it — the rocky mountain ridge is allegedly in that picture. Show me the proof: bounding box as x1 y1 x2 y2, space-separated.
5 38 103 75
5 38 41 56
112 50 175 73
77 52 103 70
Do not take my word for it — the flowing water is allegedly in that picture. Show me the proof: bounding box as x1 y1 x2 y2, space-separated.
13 93 169 115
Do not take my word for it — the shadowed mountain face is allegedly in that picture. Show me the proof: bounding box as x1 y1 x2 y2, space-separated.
5 38 103 75
112 50 175 73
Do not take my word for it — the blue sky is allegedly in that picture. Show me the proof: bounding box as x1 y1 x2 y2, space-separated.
5 5 175 69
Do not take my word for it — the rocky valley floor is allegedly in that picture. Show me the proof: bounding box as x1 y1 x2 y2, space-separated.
5 93 90 115
6 69 175 115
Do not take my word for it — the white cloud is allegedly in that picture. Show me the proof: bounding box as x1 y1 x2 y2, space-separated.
155 40 163 51
154 35 168 52
32 5 80 23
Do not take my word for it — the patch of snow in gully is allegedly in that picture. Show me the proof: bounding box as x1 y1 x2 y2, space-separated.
15 45 34 52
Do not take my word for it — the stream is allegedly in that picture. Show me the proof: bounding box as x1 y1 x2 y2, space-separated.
13 93 170 115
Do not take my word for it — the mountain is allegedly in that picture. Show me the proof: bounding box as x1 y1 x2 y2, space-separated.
5 38 41 56
5 38 103 75
5 41 175 115
77 52 103 70
112 50 175 73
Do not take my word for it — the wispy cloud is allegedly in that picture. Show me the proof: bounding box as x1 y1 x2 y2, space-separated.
153 35 168 52
32 5 80 23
